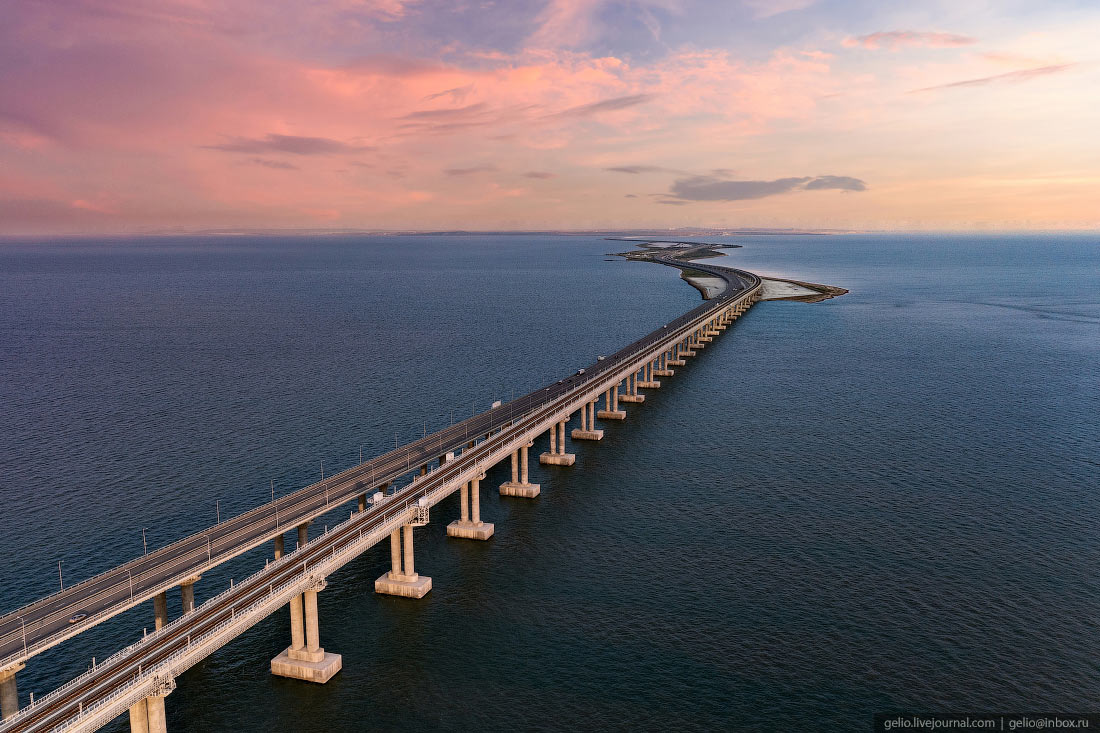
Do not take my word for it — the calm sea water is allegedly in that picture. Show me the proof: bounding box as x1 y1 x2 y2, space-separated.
0 233 1097 731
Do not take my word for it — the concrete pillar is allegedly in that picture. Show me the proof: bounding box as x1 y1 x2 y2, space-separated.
376 525 432 597
502 444 540 496
542 418 576 464
181 577 199 614
297 522 308 549
304 590 321 654
460 482 470 522
153 591 168 631
605 389 612 412
274 534 284 559
146 694 167 733
0 664 22 721
289 593 305 653
419 464 427 477
403 524 415 578
128 698 150 733
357 494 366 512
470 477 481 524
390 529 401 577
612 384 619 412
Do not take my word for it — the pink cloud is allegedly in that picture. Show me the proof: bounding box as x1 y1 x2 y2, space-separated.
844 31 977 50
909 63 1075 93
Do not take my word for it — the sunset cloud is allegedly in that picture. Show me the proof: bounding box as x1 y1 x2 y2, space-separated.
205 134 371 155
844 31 977 50
909 64 1075 93
0 0 1096 232
665 174 866 202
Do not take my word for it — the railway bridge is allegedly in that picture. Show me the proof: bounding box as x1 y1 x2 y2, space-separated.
0 252 762 733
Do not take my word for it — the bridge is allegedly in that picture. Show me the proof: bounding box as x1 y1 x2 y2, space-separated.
0 251 763 733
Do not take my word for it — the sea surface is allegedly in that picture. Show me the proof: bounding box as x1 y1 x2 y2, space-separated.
0 233 1098 731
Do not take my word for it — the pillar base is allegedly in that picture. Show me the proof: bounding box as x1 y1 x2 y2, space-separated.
500 481 541 497
705 331 719 336
654 369 675 377
571 428 604 440
447 520 495 540
667 359 686 366
699 336 713 342
288 646 326 663
679 350 696 357
271 649 342 684
596 410 626 420
637 381 661 389
539 452 576 466
618 394 645 403
375 572 432 598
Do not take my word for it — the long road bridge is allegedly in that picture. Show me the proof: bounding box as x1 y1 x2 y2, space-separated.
0 251 763 733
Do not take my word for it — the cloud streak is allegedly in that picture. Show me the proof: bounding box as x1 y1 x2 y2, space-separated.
547 93 657 119
205 134 370 155
665 174 865 202
444 164 497 176
844 30 977 50
909 64 1075 92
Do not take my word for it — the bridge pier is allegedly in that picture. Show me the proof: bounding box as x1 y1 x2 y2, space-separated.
448 474 494 539
0 663 23 721
128 692 169 733
274 534 284 559
619 372 645 404
181 576 200 614
654 350 675 377
153 591 168 631
638 361 661 389
501 443 540 497
272 579 342 683
375 525 432 598
540 419 576 465
573 398 606 438
597 383 626 420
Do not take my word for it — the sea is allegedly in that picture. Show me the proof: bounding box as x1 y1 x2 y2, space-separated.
0 233 1097 731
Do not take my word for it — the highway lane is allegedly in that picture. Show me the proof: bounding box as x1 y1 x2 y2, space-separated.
0 254 759 681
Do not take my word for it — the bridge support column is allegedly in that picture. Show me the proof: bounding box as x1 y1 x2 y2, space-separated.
597 384 626 420
127 676 173 733
297 522 309 550
153 591 168 631
669 343 686 366
639 360 661 389
620 372 645 403
541 419 576 465
449 474 494 539
272 579 343 683
181 576 200 614
358 493 366 512
501 443 540 496
0 663 23 721
573 398 605 438
375 525 432 598
274 534 284 559
655 350 675 377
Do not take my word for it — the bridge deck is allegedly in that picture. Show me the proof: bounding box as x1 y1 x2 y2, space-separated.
0 253 761 733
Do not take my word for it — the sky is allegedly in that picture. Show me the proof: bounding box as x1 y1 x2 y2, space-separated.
2 0 1098 234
